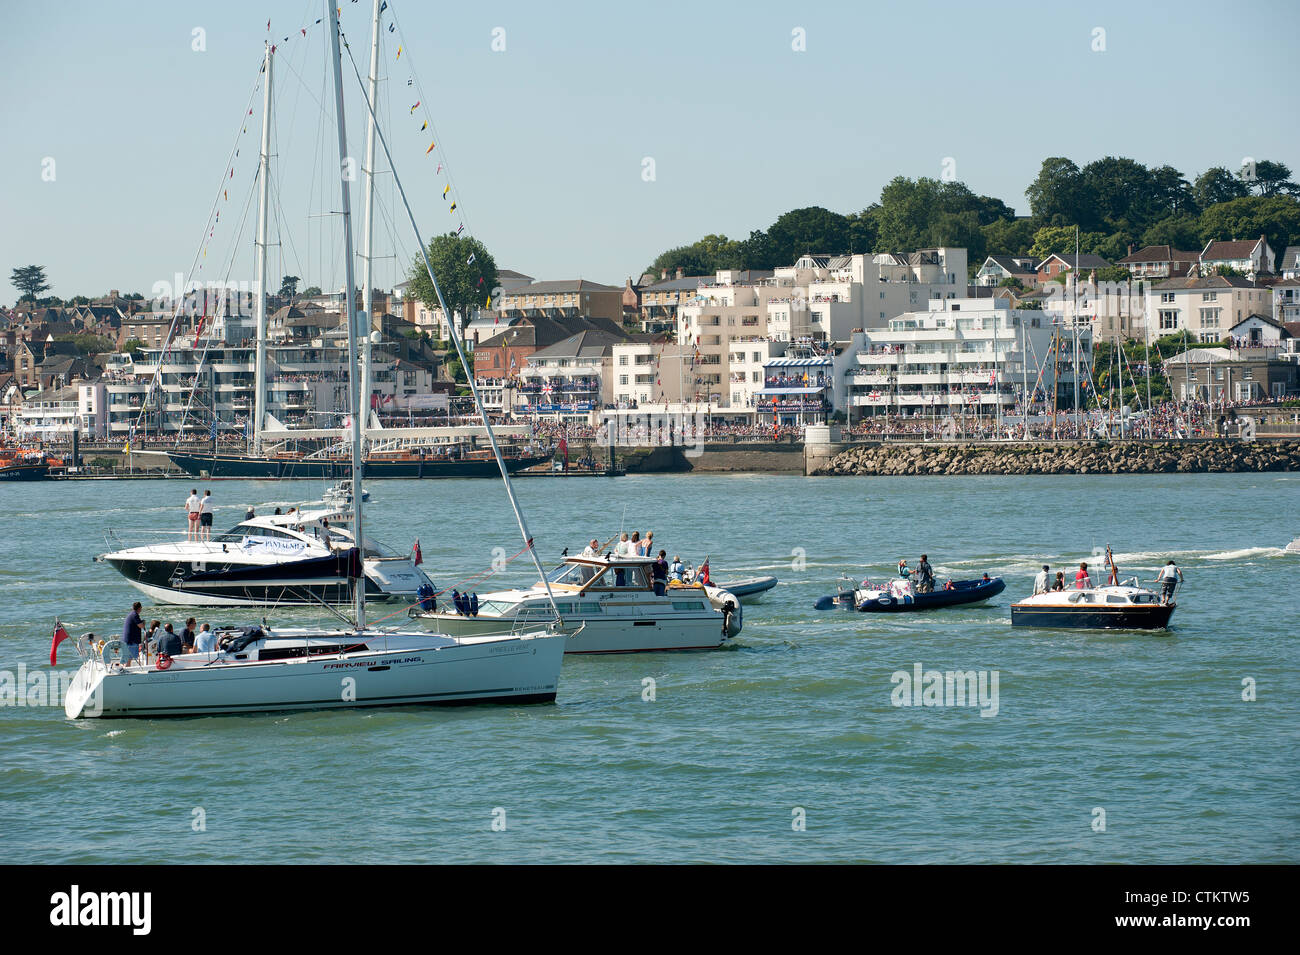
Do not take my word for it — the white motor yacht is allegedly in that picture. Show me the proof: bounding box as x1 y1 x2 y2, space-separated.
98 507 428 607
413 554 742 653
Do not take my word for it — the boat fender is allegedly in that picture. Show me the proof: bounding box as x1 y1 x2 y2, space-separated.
156 653 173 671
101 640 124 666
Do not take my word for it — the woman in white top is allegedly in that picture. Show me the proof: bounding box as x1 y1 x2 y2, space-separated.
616 533 632 557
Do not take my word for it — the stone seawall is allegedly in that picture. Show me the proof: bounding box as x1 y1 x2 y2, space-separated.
813 440 1300 476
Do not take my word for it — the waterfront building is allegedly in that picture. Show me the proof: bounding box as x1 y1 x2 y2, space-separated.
677 249 968 414
496 279 623 326
512 330 624 421
1271 278 1300 325
102 340 417 441
1146 275 1276 342
844 297 1091 421
1164 346 1298 402
15 381 108 440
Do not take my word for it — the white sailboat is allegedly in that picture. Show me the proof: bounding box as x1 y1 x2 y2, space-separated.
63 0 567 718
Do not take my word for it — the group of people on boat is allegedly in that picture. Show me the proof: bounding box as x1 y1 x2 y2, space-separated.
1031 559 1183 604
577 533 711 597
120 601 217 665
184 488 213 541
897 554 936 593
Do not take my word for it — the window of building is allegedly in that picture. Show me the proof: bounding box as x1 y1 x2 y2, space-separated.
619 375 628 386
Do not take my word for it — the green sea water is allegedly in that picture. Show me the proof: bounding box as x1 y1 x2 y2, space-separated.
1 472 1296 863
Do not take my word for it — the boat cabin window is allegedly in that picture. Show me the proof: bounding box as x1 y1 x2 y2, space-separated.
1131 593 1155 604
1105 595 1128 604
546 563 606 587
215 524 302 543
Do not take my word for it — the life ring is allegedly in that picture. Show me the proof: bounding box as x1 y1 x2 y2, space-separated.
101 639 124 666
156 653 173 671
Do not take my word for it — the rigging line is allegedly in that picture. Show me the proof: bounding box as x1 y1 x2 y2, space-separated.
174 174 261 444
128 57 266 442
338 29 564 626
384 3 478 242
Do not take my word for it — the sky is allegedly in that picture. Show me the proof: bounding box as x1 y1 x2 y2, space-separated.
2 0 1298 304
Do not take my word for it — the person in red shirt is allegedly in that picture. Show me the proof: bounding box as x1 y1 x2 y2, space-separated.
1075 562 1092 589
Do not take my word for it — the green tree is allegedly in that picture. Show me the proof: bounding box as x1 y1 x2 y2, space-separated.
765 206 851 265
846 209 878 254
11 265 51 302
1192 167 1249 208
407 233 498 332
1141 215 1202 251
301 285 323 297
1196 195 1300 261
1080 156 1160 235
981 217 1037 257
122 338 146 358
1026 158 1097 229
1239 159 1296 197
1028 225 1108 261
279 275 300 299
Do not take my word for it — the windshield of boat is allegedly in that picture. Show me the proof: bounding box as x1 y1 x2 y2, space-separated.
214 523 307 544
546 562 606 586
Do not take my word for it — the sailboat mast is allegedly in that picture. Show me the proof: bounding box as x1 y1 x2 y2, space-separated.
327 0 366 630
359 0 381 435
253 43 273 456
1072 228 1080 434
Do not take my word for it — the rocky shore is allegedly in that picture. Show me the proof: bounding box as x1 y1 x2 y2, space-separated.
814 440 1300 476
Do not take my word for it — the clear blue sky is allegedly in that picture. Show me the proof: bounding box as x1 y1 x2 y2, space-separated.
2 0 1297 304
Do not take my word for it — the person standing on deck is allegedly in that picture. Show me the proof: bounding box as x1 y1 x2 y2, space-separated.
122 601 144 666
1075 562 1092 589
917 555 935 594
1152 560 1183 605
185 488 200 541
1033 565 1050 594
198 490 213 542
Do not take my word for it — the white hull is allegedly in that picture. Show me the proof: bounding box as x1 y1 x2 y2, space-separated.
64 630 566 718
425 613 729 653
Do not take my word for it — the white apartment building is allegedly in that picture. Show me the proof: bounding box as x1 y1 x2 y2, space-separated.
845 298 1090 420
16 381 108 440
513 330 615 421
1146 276 1276 343
678 249 968 414
608 340 690 410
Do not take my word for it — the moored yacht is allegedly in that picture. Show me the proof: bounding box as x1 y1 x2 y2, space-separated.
413 554 742 653
98 507 428 607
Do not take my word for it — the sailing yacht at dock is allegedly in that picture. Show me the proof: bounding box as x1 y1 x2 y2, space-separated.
62 0 568 718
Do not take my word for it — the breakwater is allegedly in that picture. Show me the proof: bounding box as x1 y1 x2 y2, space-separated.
812 439 1300 476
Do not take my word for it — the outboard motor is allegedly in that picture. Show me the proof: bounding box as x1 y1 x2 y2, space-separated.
720 597 742 638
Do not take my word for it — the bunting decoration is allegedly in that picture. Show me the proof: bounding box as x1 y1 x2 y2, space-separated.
409 101 420 113
455 224 464 235
425 141 436 154
466 253 476 265
449 201 456 213
443 184 450 199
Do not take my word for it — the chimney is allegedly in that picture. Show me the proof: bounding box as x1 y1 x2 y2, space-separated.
676 267 684 280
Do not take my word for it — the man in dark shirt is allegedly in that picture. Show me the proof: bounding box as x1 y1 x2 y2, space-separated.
917 555 935 594
122 601 144 665
181 617 197 654
154 624 183 658
652 550 669 597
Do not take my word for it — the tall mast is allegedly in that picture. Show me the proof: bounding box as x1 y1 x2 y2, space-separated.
253 42 273 455
1072 227 1080 434
327 0 366 630
359 0 381 436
